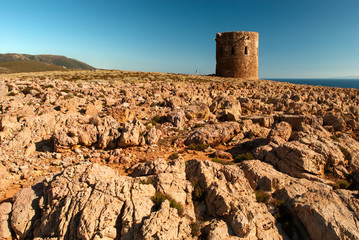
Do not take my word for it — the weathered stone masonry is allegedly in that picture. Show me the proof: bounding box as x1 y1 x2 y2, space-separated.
215 31 259 79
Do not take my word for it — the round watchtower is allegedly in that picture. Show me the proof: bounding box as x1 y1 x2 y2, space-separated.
215 31 259 79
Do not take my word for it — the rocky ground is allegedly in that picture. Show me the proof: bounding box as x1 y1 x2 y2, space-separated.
0 70 359 239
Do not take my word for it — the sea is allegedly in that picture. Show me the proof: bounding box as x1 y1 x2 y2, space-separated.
267 79 359 90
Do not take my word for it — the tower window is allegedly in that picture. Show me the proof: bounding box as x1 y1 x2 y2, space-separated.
231 47 235 55
244 46 248 55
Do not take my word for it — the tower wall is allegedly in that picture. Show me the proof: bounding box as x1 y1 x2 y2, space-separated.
215 31 259 79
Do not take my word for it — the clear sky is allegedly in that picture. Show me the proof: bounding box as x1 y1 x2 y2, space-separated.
1 0 358 78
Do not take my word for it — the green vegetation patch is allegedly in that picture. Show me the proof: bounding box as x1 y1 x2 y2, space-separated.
168 153 179 160
190 222 201 237
255 190 270 203
139 178 155 186
234 153 254 163
330 135 340 142
151 192 184 216
212 157 234 165
188 143 208 151
333 179 352 190
339 146 352 163
192 180 205 201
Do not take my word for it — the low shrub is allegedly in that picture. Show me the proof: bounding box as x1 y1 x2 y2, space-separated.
255 190 270 203
234 153 254 163
330 135 340 142
188 143 208 151
168 153 179 160
190 222 201 237
151 192 184 216
139 178 155 186
212 157 233 165
192 181 205 201
333 179 351 189
339 146 352 162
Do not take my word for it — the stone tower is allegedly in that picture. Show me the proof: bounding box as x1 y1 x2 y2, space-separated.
215 31 259 79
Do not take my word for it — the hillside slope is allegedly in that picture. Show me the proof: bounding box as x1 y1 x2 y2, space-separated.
0 53 95 73
0 60 67 73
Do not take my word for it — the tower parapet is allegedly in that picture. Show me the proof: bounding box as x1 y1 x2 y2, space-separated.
215 31 259 79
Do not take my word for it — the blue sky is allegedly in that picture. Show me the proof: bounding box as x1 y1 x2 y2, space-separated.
1 0 358 78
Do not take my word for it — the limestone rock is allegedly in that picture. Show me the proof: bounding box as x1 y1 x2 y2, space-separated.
141 200 192 240
203 219 239 240
279 115 323 131
242 115 274 128
324 113 346 131
275 141 326 176
146 126 161 145
0 82 8 99
0 163 11 192
0 202 12 239
186 160 282 239
118 119 146 147
241 160 359 240
184 102 210 120
214 150 232 159
268 121 292 142
210 96 242 121
184 121 241 146
167 110 186 128
108 106 134 123
11 182 43 239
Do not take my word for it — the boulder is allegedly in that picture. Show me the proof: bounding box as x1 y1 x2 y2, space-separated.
210 96 242 121
118 119 146 147
7 160 202 240
0 163 11 192
0 82 8 99
184 102 210 121
146 126 162 145
268 121 292 142
203 219 238 240
0 202 12 239
167 110 186 128
184 122 241 146
241 115 274 128
324 113 346 131
275 141 326 176
108 106 134 123
11 182 43 239
214 151 232 159
278 115 323 131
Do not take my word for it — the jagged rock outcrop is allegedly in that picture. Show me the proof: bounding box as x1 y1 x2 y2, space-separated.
210 96 242 121
53 115 121 151
118 119 146 147
184 102 210 121
186 160 283 239
241 160 359 240
141 200 192 240
267 121 292 143
4 156 359 240
5 160 196 240
184 121 241 146
166 110 186 129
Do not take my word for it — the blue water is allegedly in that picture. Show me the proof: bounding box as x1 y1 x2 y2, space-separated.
267 78 359 89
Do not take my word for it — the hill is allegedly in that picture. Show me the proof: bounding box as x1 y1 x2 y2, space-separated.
0 53 95 73
0 60 67 73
